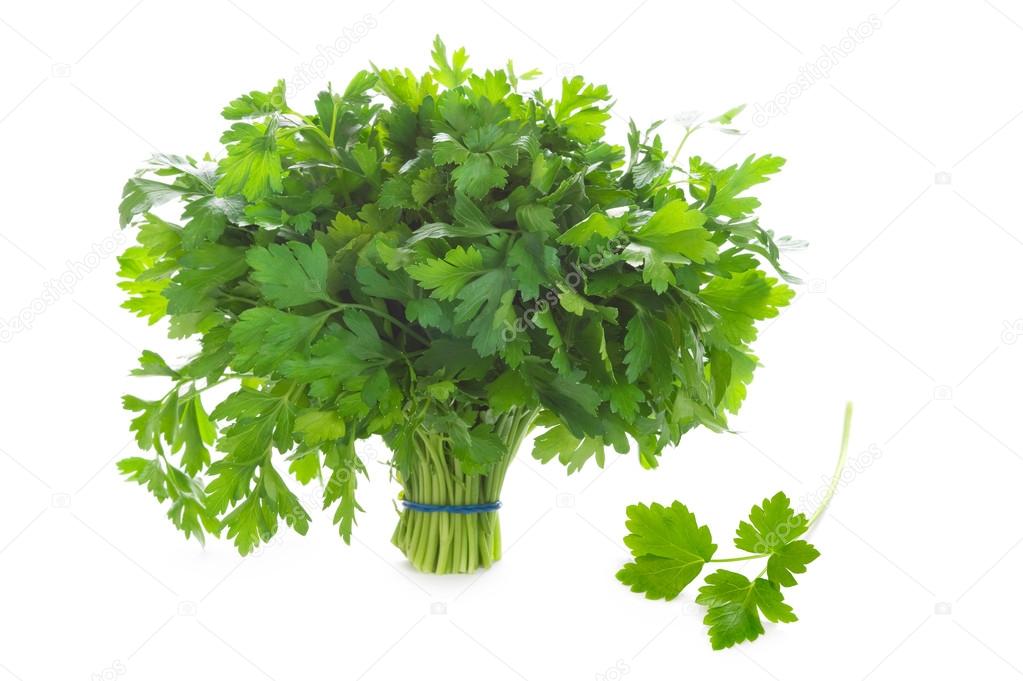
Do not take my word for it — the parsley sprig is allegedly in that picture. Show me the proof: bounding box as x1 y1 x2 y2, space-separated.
617 404 853 649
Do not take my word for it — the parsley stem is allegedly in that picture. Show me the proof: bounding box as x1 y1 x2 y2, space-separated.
221 293 260 306
669 125 699 165
328 302 430 345
193 372 255 394
807 402 853 530
708 553 769 563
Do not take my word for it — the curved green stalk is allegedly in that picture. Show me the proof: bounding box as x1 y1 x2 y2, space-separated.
808 402 853 529
706 403 852 569
708 553 769 563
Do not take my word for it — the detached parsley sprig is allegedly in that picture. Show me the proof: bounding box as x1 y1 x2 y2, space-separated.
616 404 853 649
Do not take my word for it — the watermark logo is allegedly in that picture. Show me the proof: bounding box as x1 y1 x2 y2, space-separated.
501 235 630 343
1 232 126 343
595 659 630 681
752 15 882 127
1001 319 1023 345
90 660 126 681
289 15 378 96
792 443 884 539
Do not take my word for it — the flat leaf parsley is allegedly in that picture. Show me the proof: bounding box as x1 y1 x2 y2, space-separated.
617 405 852 648
116 37 799 572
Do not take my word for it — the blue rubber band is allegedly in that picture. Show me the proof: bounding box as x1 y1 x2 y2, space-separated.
401 500 502 515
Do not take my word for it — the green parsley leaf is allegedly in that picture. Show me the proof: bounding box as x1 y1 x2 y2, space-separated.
246 242 330 307
696 570 797 649
294 409 346 445
216 118 283 201
618 501 717 598
229 308 322 374
557 212 622 247
735 492 820 587
690 154 785 219
700 270 793 344
407 245 486 300
222 79 288 120
430 35 472 88
532 423 605 474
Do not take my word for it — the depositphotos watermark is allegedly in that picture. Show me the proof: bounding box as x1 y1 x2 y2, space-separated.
1 232 126 343
736 443 883 555
501 235 630 342
595 659 630 681
289 15 378 96
751 14 882 127
1001 319 1023 344
89 659 126 681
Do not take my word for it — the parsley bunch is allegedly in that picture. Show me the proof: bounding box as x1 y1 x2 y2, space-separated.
116 38 797 572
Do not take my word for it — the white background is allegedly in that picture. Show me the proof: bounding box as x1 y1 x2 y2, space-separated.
1 1 1021 679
